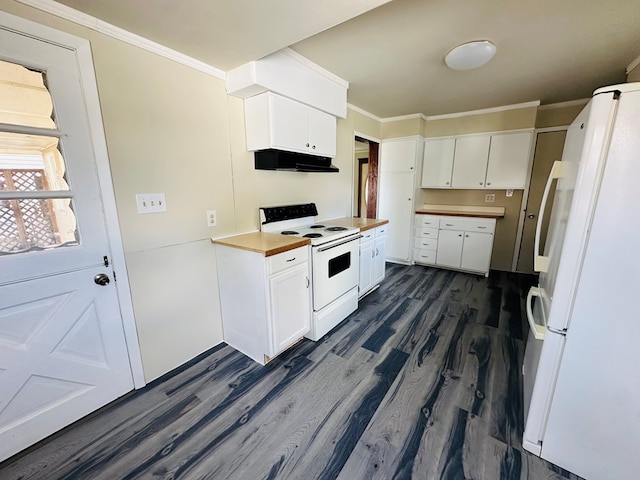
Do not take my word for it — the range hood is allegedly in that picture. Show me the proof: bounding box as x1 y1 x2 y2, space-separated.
254 149 339 173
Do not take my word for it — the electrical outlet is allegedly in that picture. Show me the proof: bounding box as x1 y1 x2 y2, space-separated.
506 189 514 197
136 193 167 214
206 210 217 227
485 194 496 203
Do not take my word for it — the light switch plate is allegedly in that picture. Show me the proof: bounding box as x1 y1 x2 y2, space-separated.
136 193 167 214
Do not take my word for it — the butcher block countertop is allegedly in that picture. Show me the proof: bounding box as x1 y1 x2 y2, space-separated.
415 204 505 218
324 217 389 232
212 232 310 257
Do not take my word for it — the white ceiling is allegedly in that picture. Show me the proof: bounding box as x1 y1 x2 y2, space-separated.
54 0 640 117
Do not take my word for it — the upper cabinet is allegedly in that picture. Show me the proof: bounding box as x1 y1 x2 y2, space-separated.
421 131 533 189
380 138 418 173
245 92 337 157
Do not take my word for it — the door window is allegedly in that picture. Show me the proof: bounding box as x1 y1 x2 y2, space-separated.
0 59 78 255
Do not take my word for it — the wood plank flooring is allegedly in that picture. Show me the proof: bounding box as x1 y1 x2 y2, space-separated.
0 264 585 480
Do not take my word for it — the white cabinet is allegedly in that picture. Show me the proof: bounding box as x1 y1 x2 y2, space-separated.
421 138 455 187
373 225 387 285
435 229 464 267
378 137 422 264
359 225 387 298
413 214 440 265
244 91 337 157
359 229 375 296
485 132 532 188
460 231 494 273
451 135 491 188
421 131 532 189
215 244 311 365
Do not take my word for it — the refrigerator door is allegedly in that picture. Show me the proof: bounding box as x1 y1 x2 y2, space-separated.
543 90 619 332
540 87 640 479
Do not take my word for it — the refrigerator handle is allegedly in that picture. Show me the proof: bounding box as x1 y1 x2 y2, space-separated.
534 160 566 272
526 287 546 340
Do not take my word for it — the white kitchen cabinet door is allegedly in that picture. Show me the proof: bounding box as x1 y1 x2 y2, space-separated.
460 232 494 273
380 138 418 173
378 172 415 262
422 138 455 187
269 93 309 154
451 135 491 188
359 236 375 296
308 107 336 157
436 229 464 268
373 233 387 284
485 132 532 188
269 263 311 356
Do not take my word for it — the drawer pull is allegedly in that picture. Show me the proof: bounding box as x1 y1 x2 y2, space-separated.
286 257 296 262
477 226 487 229
445 223 453 226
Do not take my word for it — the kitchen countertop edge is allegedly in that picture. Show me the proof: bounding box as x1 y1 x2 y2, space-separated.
415 204 505 218
323 217 389 231
212 232 311 257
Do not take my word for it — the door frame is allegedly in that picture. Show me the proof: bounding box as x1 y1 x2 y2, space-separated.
511 125 569 272
1 11 145 388
353 131 381 218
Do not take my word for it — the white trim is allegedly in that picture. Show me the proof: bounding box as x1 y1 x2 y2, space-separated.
425 100 540 121
0 10 146 388
626 52 640 74
535 125 570 133
538 98 589 110
348 103 382 122
380 112 428 123
15 0 226 80
380 134 421 143
353 130 381 144
280 48 348 88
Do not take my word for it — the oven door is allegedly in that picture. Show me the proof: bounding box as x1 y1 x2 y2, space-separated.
312 235 360 311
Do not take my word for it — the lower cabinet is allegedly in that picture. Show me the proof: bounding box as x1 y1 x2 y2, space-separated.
359 225 387 298
414 214 496 276
215 244 311 364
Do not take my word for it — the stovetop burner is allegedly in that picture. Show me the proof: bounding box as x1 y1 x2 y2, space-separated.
303 233 323 238
281 230 299 235
326 226 348 231
309 224 325 229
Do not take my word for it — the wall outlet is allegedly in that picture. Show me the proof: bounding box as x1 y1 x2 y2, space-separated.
136 193 167 214
506 189 514 197
484 194 496 203
206 210 217 227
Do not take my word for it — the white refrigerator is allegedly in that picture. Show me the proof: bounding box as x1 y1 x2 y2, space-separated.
522 82 640 480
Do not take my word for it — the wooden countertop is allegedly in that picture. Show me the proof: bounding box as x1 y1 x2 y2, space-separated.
323 217 389 232
415 204 505 218
212 232 310 257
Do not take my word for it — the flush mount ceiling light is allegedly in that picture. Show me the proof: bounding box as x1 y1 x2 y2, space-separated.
444 40 497 70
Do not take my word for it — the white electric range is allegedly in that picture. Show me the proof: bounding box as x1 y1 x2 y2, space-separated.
260 203 361 340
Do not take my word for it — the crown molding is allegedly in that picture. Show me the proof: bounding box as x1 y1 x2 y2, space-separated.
280 48 348 88
538 98 590 110
15 0 226 79
425 100 540 121
626 52 640 74
347 103 382 122
380 112 428 123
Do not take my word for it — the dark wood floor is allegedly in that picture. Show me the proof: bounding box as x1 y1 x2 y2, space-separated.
1 264 584 480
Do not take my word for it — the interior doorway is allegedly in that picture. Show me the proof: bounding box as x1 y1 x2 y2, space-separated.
516 129 568 273
353 135 379 218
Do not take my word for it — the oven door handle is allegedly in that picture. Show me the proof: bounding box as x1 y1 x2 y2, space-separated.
316 234 362 252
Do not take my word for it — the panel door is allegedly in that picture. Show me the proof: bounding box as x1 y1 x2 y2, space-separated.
460 232 494 272
0 26 133 461
380 139 417 173
359 239 374 295
269 263 311 355
269 93 309 154
308 107 336 157
421 138 455 187
378 172 414 261
451 135 490 188
373 235 386 284
485 132 533 188
436 229 464 268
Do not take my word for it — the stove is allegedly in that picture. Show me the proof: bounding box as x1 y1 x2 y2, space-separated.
259 203 361 341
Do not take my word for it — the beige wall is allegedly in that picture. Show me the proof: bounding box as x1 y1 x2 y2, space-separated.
536 102 586 128
380 116 423 139
424 106 537 137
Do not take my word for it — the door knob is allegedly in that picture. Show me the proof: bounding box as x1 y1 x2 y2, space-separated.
528 214 535 219
94 273 110 286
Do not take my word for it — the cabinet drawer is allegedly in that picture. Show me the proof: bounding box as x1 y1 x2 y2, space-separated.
414 227 439 238
414 238 438 250
375 225 387 237
414 214 440 228
439 217 495 234
361 230 375 242
414 248 436 264
268 246 309 275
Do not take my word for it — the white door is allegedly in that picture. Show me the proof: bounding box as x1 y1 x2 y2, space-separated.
0 26 133 461
485 132 532 189
308 107 336 157
359 237 374 295
378 172 414 261
373 234 386 284
436 230 463 267
421 137 455 187
451 135 490 188
270 92 309 154
380 139 417 173
460 232 493 272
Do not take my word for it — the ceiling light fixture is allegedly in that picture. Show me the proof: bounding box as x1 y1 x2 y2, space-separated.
444 40 497 70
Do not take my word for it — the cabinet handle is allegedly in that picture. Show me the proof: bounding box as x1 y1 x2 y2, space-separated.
408 198 412 201
410 166 414 170
376 248 379 256
372 250 375 258
446 181 450 185
312 145 316 149
487 182 491 186
458 234 462 237
465 235 469 238
306 276 310 288
306 143 310 147
445 223 453 226
477 226 487 229
286 257 296 262
479 182 484 185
